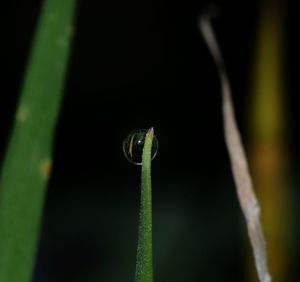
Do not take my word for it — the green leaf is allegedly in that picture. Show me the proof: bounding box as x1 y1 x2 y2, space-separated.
0 1 77 281
135 127 154 282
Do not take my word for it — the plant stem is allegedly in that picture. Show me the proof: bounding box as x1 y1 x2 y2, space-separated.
135 128 154 282
0 1 77 282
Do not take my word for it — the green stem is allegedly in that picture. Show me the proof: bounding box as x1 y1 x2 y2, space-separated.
0 1 77 282
135 128 154 282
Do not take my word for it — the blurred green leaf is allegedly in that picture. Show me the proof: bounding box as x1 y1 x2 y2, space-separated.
0 1 77 281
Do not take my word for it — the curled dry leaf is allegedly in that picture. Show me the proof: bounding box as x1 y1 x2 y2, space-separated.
199 12 272 282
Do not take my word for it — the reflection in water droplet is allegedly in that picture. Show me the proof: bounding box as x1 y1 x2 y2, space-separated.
123 129 158 165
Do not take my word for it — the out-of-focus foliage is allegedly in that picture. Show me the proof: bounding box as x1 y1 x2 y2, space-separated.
0 1 77 281
248 1 291 281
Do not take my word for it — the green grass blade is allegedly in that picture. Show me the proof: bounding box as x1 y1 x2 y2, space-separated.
0 1 77 281
135 128 154 282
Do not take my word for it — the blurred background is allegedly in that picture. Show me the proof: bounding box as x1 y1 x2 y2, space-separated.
1 0 299 281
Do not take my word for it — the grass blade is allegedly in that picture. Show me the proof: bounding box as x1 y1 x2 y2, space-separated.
0 1 77 281
199 13 272 282
135 128 154 282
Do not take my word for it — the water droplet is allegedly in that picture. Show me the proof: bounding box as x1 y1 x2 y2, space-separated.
123 129 158 165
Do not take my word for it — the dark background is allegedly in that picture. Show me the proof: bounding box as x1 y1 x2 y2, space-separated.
1 0 299 281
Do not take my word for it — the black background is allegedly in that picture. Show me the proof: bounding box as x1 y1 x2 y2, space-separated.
1 0 299 281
